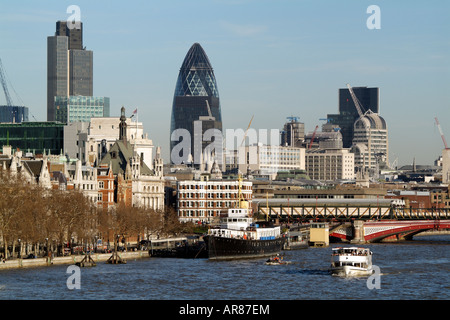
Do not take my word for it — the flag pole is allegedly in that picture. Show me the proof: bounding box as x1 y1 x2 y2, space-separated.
135 108 138 152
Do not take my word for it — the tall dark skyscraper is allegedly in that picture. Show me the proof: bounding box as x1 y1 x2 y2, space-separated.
170 43 222 164
47 21 93 121
55 21 83 50
327 86 379 148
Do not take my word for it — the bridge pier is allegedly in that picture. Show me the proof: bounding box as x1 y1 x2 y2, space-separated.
350 220 365 244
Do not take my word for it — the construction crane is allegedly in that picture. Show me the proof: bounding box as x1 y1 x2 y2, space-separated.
240 115 254 147
435 117 449 149
347 83 372 172
308 125 319 149
205 100 213 118
0 58 13 106
346 83 366 119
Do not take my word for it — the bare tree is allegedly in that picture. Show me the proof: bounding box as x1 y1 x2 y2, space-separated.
0 173 27 259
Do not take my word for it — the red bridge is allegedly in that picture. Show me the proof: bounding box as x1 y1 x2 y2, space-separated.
330 220 450 243
254 199 450 242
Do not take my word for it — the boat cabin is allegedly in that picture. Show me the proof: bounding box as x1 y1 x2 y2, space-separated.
332 247 371 256
209 207 281 241
331 247 372 269
218 208 252 230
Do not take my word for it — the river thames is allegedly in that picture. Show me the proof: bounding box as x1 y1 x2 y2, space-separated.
0 235 448 303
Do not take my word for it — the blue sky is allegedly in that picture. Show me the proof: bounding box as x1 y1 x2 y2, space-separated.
0 0 449 166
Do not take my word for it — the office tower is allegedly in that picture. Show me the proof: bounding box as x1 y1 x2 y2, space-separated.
280 117 305 148
351 111 388 172
56 21 83 50
238 144 305 178
170 43 222 164
47 21 93 121
442 149 450 184
305 149 355 181
327 87 379 148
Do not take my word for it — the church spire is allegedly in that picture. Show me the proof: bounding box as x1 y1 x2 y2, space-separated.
119 106 127 145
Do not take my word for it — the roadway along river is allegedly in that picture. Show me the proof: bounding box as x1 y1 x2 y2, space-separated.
0 235 448 301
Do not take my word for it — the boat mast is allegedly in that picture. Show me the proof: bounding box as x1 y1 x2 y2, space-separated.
238 174 243 208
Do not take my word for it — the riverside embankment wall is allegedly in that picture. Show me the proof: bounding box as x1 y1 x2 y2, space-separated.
0 251 149 270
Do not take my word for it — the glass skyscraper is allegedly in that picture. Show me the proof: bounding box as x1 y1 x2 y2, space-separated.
170 43 222 164
47 21 93 121
327 87 379 148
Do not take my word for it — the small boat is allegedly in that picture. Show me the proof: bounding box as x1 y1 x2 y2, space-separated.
265 255 291 265
283 226 309 250
329 247 373 276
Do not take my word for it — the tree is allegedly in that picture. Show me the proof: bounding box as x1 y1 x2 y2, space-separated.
0 173 27 259
161 206 196 236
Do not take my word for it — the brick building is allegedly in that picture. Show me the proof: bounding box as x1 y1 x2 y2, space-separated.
177 179 252 223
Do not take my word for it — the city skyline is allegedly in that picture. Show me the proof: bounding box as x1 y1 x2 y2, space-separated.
0 1 449 166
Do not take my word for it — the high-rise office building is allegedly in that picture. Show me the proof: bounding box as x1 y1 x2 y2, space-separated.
327 87 379 148
351 111 388 172
280 117 305 148
56 21 83 50
47 21 93 121
170 43 222 164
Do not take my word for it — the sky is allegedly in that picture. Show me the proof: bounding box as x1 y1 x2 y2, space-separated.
0 0 449 167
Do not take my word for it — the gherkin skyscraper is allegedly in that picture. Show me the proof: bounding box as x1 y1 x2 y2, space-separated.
170 43 222 164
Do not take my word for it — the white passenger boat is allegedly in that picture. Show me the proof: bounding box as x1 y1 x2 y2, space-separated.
330 247 373 276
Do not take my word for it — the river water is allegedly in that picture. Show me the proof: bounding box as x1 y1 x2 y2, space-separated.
0 235 448 302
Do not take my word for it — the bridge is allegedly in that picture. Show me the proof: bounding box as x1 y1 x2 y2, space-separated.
253 198 450 243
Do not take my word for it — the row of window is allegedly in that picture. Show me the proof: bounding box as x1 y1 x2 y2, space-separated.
179 201 239 208
179 192 250 199
179 184 251 190
179 210 219 217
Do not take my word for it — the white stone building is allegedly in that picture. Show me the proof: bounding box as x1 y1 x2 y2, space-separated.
442 149 450 184
98 108 165 211
64 116 155 170
351 111 388 172
1 146 52 189
305 148 355 181
236 144 305 179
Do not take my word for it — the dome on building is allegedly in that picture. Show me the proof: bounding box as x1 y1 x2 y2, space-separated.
354 110 387 130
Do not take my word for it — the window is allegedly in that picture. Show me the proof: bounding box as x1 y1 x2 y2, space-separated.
99 181 104 189
97 193 103 201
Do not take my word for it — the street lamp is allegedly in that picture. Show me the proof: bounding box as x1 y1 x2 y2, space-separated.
18 239 21 259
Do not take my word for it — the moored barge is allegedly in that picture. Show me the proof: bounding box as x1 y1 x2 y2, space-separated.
204 178 284 260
